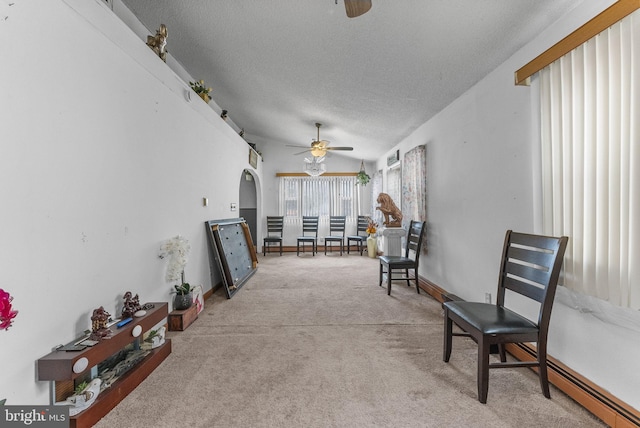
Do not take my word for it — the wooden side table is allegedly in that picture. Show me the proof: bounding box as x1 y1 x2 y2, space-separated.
168 304 198 331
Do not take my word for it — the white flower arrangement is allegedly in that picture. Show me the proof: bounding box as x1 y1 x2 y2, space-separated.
158 235 190 283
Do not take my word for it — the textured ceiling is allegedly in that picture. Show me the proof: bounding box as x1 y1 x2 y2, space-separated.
121 0 583 161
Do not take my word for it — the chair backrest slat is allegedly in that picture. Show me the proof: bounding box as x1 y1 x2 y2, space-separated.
504 261 551 290
503 276 545 302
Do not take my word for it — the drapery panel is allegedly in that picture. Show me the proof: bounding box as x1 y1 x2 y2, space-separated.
540 9 640 309
402 145 427 230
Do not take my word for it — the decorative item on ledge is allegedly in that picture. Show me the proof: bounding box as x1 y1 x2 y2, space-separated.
356 160 370 185
189 80 212 104
146 24 168 62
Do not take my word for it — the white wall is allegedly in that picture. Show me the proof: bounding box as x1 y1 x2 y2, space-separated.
376 0 639 410
0 0 262 404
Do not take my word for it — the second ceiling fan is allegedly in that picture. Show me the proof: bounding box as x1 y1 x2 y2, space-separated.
293 123 354 157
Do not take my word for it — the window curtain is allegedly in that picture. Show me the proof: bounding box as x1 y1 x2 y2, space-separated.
402 145 427 230
539 9 640 309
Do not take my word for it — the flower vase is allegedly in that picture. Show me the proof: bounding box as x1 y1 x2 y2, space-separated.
174 293 193 311
199 93 210 104
367 235 377 258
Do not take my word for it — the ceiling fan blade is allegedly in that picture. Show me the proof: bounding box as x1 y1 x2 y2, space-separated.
293 148 312 155
326 147 354 151
344 0 372 18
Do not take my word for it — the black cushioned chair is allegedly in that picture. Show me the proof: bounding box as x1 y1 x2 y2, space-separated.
442 230 568 403
378 220 426 296
324 216 346 255
347 215 369 255
263 216 284 256
297 216 319 256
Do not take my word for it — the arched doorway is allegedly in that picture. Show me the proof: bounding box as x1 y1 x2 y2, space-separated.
239 169 258 246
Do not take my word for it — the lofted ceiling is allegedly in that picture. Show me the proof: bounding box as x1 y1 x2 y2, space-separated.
120 0 583 161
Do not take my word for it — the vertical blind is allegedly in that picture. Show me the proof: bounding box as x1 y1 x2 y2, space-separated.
278 176 361 221
539 10 640 309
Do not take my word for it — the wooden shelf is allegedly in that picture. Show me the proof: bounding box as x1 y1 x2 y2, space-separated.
70 340 171 428
37 302 171 428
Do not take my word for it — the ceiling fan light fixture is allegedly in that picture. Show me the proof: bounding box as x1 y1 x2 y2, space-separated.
311 147 326 157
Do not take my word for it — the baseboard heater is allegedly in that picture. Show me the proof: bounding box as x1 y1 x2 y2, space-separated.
419 277 640 428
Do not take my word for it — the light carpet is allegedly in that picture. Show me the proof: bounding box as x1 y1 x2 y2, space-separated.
95 253 604 427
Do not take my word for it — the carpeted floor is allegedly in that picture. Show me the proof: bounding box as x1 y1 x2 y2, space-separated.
95 253 604 427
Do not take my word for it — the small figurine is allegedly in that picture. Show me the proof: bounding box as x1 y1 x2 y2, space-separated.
146 24 168 62
89 306 112 341
220 110 228 121
376 193 403 227
121 291 142 319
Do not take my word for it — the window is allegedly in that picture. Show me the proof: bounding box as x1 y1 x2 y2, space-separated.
278 176 361 221
539 10 640 309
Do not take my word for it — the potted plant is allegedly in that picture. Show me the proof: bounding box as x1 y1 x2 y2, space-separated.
189 79 212 103
173 281 194 310
356 161 370 185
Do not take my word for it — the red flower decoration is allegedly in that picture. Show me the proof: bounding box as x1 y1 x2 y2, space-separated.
0 289 18 331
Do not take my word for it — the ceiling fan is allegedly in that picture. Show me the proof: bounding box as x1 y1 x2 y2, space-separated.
341 0 372 18
292 123 354 157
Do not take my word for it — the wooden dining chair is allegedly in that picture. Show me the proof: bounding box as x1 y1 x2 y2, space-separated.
378 220 426 296
346 215 369 255
263 216 284 256
324 216 346 255
442 230 568 403
296 216 319 256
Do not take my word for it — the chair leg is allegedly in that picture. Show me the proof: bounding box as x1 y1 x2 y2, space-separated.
443 312 453 362
387 266 392 295
414 272 420 294
405 268 411 287
477 337 491 404
498 343 506 363
537 342 551 398
379 262 384 287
